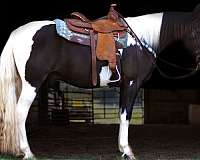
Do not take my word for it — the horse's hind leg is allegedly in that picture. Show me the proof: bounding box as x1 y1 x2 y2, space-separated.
16 81 36 159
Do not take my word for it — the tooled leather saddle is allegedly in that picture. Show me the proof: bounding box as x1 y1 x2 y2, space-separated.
65 4 128 86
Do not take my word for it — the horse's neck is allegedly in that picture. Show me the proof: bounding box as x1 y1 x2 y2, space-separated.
159 11 192 52
125 13 163 53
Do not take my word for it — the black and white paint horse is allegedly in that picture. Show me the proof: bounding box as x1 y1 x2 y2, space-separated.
1 4 200 160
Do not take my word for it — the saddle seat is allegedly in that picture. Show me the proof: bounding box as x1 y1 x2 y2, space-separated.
66 16 127 36
65 4 128 86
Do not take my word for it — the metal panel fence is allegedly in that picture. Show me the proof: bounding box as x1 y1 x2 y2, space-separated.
47 82 144 125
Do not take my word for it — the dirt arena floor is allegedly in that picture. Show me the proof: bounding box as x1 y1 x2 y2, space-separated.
25 123 200 160
24 123 200 160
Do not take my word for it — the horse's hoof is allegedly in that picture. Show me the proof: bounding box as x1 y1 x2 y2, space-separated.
122 153 136 160
23 157 37 160
23 155 37 160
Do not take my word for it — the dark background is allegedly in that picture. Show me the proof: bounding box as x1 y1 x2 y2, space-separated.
1 0 200 89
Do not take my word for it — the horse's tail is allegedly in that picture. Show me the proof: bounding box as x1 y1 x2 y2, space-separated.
0 31 21 155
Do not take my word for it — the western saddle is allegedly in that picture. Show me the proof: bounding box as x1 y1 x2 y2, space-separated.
65 4 128 86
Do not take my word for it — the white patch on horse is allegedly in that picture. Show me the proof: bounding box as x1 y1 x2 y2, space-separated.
118 49 123 56
12 21 55 81
99 66 112 86
125 13 163 52
130 80 134 86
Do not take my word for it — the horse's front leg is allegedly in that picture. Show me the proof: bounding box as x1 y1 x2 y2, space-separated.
119 109 134 160
119 79 140 160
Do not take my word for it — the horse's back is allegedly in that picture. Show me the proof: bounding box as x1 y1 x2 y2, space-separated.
11 21 54 38
12 21 55 49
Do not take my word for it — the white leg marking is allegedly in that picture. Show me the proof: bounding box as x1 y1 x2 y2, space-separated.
119 110 129 150
119 110 135 158
17 81 36 159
